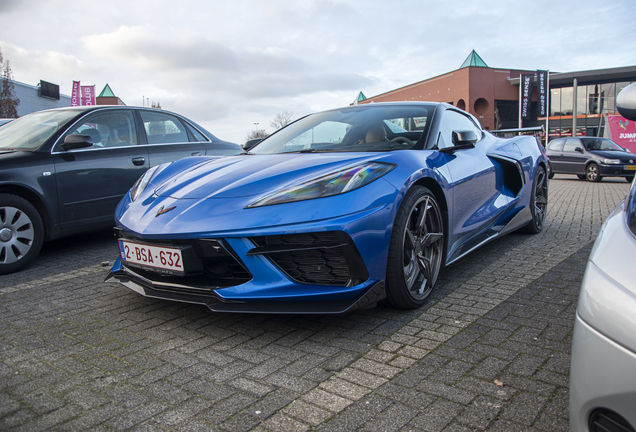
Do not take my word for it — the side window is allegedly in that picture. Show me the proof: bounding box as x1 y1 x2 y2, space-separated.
60 110 137 149
547 139 564 151
437 110 482 149
563 139 581 152
140 111 189 144
185 123 209 142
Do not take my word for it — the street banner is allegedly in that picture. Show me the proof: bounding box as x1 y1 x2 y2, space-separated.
71 81 81 106
536 70 548 117
520 73 535 119
606 115 636 153
81 85 96 106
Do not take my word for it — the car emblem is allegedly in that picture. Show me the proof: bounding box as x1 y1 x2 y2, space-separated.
156 205 176 217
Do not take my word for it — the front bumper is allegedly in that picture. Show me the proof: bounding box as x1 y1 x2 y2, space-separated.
598 164 636 177
570 314 636 432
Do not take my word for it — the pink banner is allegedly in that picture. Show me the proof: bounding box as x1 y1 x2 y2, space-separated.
608 115 636 154
71 81 81 106
81 85 96 106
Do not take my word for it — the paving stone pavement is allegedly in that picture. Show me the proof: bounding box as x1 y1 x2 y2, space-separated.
0 175 631 431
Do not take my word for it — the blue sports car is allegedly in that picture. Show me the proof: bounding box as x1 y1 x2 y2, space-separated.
106 102 548 313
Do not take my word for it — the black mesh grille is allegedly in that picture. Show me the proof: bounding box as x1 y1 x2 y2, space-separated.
589 408 636 432
250 232 368 287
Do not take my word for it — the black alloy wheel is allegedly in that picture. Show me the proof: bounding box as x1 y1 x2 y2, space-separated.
0 194 44 275
386 186 444 309
586 163 602 182
521 166 548 234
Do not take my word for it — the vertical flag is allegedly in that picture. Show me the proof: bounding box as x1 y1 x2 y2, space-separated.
81 85 96 106
71 81 81 106
520 73 535 120
536 70 548 117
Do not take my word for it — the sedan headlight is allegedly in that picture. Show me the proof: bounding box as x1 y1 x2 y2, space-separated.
247 162 396 208
600 159 621 164
130 165 161 202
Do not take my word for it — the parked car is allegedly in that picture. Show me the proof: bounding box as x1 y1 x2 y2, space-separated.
0 119 14 127
0 106 241 274
106 102 549 314
570 82 636 432
546 136 636 182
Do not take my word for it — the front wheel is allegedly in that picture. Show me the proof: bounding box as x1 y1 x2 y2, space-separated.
386 186 444 309
0 194 44 275
520 166 548 234
586 163 602 182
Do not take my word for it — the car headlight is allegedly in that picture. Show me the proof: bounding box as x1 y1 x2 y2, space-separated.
247 162 396 208
600 159 621 164
130 165 161 202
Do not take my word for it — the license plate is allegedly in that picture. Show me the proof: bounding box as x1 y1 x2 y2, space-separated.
626 165 636 171
118 240 184 275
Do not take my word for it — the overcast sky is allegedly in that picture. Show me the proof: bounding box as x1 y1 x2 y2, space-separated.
1 0 635 143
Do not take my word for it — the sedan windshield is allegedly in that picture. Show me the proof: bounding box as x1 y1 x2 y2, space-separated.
581 138 625 152
251 104 434 154
0 109 80 151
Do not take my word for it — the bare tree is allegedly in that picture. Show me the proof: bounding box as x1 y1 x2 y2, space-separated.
270 110 294 131
245 128 268 143
0 48 19 118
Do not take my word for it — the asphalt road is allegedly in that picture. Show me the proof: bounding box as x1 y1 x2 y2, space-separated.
0 175 631 431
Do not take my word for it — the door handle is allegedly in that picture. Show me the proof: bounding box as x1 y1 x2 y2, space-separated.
191 152 202 156
132 157 145 166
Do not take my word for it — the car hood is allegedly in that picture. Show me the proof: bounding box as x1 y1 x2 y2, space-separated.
153 153 386 199
590 150 636 159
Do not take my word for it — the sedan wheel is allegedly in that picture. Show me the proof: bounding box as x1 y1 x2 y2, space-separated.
586 163 602 182
386 186 444 309
521 166 548 234
0 194 44 275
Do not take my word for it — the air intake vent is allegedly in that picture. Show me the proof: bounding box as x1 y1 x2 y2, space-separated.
589 408 635 432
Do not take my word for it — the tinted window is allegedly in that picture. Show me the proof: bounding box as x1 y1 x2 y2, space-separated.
547 139 564 151
563 139 581 152
185 123 209 142
61 110 137 149
581 138 623 151
437 110 482 149
140 111 189 144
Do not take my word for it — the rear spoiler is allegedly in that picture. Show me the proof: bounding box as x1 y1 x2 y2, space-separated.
490 126 545 137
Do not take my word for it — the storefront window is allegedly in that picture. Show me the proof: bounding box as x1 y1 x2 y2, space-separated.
577 85 587 115
550 88 561 116
561 87 573 115
588 85 599 115
600 83 615 112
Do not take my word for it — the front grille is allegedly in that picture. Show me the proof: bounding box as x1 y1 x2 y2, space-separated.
250 232 369 287
116 230 251 289
589 408 635 432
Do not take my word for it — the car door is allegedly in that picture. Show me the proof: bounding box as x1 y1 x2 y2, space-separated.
546 139 565 172
138 110 207 167
434 110 498 257
51 109 149 230
561 138 587 174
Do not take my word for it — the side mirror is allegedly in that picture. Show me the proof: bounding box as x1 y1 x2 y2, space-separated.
575 147 584 153
244 138 264 151
617 82 636 121
62 134 94 150
440 130 477 153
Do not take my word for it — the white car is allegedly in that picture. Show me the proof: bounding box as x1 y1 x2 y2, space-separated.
570 82 636 432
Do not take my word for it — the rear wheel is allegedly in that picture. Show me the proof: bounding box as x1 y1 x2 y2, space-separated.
547 163 554 179
0 194 44 275
386 186 444 309
586 163 602 182
520 166 548 234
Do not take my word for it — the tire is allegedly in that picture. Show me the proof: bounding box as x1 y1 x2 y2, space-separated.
577 175 586 180
386 186 444 309
586 163 602 182
626 176 634 183
547 163 554 179
520 166 548 234
0 194 44 275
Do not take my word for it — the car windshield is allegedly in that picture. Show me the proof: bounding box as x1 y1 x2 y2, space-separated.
581 138 625 152
251 105 433 154
0 109 80 151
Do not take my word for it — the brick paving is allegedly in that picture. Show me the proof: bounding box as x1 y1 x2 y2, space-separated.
0 175 631 431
